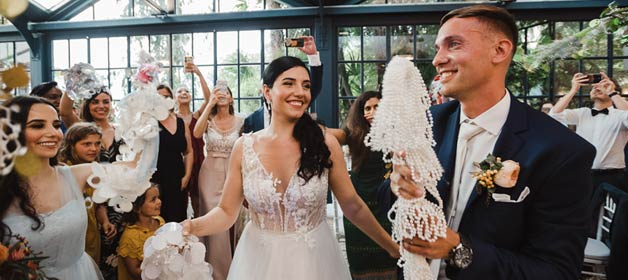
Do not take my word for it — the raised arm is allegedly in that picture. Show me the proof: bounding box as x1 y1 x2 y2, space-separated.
193 92 218 138
190 63 211 119
600 72 628 110
182 137 245 236
325 132 399 257
551 73 587 114
60 91 80 127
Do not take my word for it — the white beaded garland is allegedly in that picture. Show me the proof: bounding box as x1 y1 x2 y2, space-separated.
0 104 27 175
365 56 447 280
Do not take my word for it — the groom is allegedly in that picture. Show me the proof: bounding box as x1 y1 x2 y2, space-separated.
391 5 595 279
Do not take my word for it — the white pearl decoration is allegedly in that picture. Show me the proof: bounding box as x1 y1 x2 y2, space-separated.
365 56 447 280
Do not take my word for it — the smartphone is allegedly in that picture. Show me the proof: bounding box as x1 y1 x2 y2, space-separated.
284 38 304 48
586 74 602 84
184 56 193 72
215 80 228 93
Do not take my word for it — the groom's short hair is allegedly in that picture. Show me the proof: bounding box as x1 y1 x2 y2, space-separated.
441 5 518 58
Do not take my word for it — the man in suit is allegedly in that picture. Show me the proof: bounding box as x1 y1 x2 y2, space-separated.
243 35 323 133
391 5 596 279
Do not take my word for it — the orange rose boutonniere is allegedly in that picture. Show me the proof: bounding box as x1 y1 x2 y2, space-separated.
472 154 520 205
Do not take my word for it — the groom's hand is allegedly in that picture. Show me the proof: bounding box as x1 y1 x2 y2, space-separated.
402 227 460 259
391 151 424 199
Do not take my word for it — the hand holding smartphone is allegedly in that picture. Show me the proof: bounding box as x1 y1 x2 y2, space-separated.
284 38 304 48
586 73 602 84
184 56 193 72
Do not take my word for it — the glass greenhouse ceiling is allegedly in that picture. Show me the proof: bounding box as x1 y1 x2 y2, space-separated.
31 0 71 10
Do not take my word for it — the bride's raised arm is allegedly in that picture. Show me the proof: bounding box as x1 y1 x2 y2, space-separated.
182 137 245 236
325 132 399 258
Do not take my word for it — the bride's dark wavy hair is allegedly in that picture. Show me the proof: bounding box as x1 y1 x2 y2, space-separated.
1 96 59 241
262 56 332 182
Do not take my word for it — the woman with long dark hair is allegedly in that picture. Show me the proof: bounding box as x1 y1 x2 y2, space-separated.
1 96 102 279
182 56 399 279
327 91 398 279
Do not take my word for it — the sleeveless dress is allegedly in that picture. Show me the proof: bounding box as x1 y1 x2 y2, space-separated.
152 117 188 223
3 166 103 279
226 134 351 280
198 114 244 280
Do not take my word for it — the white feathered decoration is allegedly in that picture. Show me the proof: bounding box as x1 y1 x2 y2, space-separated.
365 56 447 280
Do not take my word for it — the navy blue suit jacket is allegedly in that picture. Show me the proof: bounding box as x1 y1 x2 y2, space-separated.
431 97 595 279
243 65 323 133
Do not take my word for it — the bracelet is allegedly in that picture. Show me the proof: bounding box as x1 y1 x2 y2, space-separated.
609 91 619 98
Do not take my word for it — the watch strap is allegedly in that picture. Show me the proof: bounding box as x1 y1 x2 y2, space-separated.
609 91 619 98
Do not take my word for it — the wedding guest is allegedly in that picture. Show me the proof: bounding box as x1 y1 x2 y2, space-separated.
154 85 193 223
392 5 595 279
60 87 124 280
58 122 105 264
29 81 66 131
117 185 163 280
182 56 399 280
192 80 244 280
327 91 398 279
1 96 107 279
550 72 628 191
175 61 211 217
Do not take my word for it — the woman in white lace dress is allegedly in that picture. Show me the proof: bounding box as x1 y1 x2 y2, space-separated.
183 56 399 280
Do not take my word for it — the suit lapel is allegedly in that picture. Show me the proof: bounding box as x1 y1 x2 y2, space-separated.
463 96 527 210
436 106 461 205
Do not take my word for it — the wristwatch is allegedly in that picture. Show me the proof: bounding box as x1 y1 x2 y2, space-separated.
608 91 619 98
447 234 473 269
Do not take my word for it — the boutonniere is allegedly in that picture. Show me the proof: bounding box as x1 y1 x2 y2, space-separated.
472 154 520 205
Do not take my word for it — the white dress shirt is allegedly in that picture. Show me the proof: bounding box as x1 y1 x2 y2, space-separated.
550 107 628 169
434 92 511 279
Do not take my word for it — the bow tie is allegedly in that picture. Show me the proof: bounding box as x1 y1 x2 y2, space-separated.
591 108 609 116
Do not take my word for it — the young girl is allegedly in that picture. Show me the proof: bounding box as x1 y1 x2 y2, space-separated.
58 122 105 264
117 185 163 280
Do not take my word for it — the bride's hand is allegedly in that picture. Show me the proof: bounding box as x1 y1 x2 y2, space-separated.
181 219 193 236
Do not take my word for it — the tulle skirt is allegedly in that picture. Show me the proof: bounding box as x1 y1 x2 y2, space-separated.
227 221 351 280
46 252 103 280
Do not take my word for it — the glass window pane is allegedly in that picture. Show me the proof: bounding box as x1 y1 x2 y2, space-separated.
192 66 214 100
52 71 65 89
363 26 386 61
135 0 168 17
69 39 88 66
338 27 361 61
391 25 413 57
219 0 238 13
264 29 286 63
416 25 438 59
338 63 361 98
172 67 193 93
216 65 238 95
582 59 607 74
555 22 580 41
179 0 213 14
217 31 238 64
286 28 310 60
172 33 192 66
70 6 93 21
553 59 579 95
90 38 109 68
130 36 149 66
364 62 385 92
110 69 128 100
337 99 354 127
109 37 128 68
525 23 550 53
150 35 171 66
613 26 628 57
239 99 261 116
0 42 12 69
53 40 69 69
193 32 214 65
613 59 628 95
239 65 261 98
95 0 130 19
582 20 607 57
15 42 29 69
240 30 261 63
157 67 171 86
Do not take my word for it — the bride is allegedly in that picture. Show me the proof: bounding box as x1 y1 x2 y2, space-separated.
182 56 399 280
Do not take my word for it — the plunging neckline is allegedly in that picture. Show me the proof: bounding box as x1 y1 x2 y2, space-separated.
160 115 178 135
250 137 299 196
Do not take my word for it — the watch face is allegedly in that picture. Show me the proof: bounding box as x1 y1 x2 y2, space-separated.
454 247 473 268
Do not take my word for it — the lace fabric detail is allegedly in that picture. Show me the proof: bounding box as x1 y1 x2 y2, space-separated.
204 115 244 155
241 134 328 247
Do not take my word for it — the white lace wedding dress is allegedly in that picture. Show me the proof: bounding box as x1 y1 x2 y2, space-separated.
227 134 351 280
